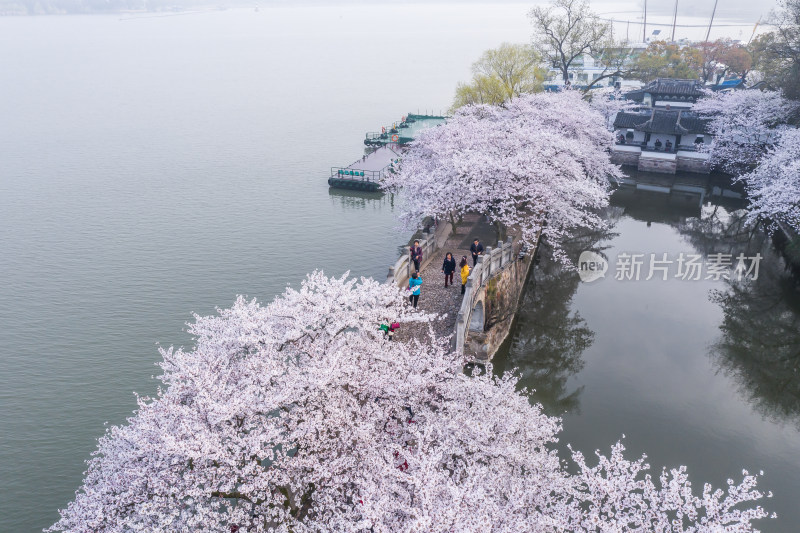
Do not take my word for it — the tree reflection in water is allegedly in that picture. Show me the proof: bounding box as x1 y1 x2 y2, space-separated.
493 220 619 416
703 216 800 428
674 202 800 426
624 184 800 427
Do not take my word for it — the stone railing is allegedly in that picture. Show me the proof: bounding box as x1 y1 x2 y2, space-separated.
386 219 452 288
454 236 517 354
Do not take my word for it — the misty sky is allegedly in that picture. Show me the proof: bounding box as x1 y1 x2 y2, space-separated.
290 0 780 25
341 0 780 41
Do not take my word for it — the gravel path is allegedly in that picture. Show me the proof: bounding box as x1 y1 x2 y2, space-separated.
395 214 497 345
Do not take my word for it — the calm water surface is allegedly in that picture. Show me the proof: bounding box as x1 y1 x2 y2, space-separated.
495 175 800 532
0 6 532 531
2 7 798 533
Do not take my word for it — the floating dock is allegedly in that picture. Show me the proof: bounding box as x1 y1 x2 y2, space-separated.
327 145 400 192
363 113 447 147
327 113 447 192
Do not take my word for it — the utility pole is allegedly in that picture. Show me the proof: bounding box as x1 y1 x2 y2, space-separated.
671 0 679 42
705 0 718 42
747 17 761 45
626 20 630 44
643 0 647 42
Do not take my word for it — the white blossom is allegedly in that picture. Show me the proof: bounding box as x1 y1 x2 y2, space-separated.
693 89 798 173
588 86 635 131
50 272 771 532
741 128 800 232
382 91 623 264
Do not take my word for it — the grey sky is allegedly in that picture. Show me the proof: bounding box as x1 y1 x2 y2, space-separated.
0 0 781 41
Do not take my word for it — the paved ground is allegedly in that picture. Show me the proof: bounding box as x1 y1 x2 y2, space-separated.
395 214 497 344
347 145 401 172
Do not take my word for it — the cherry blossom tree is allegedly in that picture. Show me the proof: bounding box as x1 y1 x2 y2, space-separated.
50 272 772 532
383 91 623 264
741 128 800 232
694 90 799 230
588 86 635 131
693 89 798 174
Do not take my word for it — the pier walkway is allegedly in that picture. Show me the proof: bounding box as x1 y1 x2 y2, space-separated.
328 114 447 191
328 145 400 191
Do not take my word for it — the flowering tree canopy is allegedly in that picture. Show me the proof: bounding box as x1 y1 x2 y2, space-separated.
694 89 798 174
588 87 635 131
741 128 800 232
694 90 799 230
383 91 623 264
51 272 771 532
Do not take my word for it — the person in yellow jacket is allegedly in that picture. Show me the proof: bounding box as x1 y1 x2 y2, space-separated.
459 256 470 295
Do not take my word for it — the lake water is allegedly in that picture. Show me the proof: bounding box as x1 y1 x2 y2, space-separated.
0 6 535 531
0 5 796 532
494 173 800 532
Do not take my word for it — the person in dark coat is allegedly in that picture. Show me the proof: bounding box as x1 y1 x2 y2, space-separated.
470 238 484 266
409 240 423 272
441 252 456 287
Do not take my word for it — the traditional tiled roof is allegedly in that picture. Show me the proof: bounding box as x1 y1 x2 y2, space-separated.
626 78 705 102
613 109 711 135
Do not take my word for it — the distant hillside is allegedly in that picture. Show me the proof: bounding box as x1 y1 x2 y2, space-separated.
0 0 546 15
0 0 251 15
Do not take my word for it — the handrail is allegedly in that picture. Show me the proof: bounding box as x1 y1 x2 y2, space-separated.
616 141 706 153
454 236 517 355
330 167 383 181
385 221 530 358
386 219 452 288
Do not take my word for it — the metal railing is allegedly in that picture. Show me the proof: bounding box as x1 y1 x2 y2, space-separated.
366 132 390 141
330 167 384 182
615 141 706 153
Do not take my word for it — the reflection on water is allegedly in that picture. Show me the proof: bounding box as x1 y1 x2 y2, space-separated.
493 223 619 416
328 187 394 211
612 169 747 222
709 223 800 428
494 171 800 532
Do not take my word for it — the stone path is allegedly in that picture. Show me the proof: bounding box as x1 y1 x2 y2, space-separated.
395 214 497 344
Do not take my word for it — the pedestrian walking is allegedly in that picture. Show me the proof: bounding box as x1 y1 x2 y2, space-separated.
408 272 422 309
409 240 423 272
470 238 484 266
441 252 456 287
459 256 470 295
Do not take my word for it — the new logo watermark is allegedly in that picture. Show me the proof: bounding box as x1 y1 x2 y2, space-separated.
578 251 608 283
578 251 762 282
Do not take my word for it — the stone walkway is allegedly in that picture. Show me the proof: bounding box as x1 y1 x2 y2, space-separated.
395 214 497 344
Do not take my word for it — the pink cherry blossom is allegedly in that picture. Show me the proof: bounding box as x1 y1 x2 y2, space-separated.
49 272 771 532
693 89 798 174
382 91 623 264
741 128 800 232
